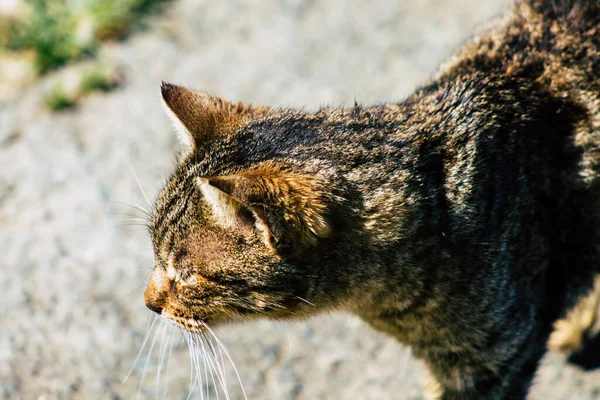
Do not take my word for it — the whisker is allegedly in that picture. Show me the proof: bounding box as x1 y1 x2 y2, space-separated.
143 312 154 331
218 344 227 388
201 323 248 400
185 332 199 400
117 222 150 228
137 320 163 400
134 202 151 216
296 296 316 306
156 320 170 398
201 331 228 396
202 330 227 389
177 330 186 347
109 200 152 218
187 332 205 400
190 332 203 400
194 334 211 400
133 247 154 254
116 219 149 225
199 333 222 400
127 154 153 207
163 326 175 399
201 331 217 358
110 212 150 221
117 222 151 229
124 315 158 383
201 334 229 400
119 218 150 223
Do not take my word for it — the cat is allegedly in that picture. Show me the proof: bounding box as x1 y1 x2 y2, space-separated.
143 0 600 398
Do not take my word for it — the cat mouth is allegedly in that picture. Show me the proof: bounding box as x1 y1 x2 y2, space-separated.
162 312 209 333
160 293 314 333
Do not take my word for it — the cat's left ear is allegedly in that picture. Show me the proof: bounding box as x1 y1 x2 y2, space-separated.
160 82 268 152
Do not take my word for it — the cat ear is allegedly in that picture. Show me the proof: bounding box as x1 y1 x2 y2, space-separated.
196 165 331 248
160 82 231 151
196 177 275 247
160 82 268 151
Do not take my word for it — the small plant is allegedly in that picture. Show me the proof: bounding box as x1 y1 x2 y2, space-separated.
44 83 76 111
2 0 169 75
79 65 119 93
7 0 84 74
89 0 168 41
43 63 121 111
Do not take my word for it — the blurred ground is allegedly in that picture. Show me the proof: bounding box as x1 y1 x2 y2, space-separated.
2 0 600 399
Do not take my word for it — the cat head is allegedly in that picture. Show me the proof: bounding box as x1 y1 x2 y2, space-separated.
144 83 334 332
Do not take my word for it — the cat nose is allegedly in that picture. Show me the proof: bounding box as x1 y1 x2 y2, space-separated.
144 266 169 314
144 285 166 315
146 303 162 314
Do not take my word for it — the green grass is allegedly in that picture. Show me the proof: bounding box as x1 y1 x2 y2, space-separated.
2 0 168 75
88 0 168 41
9 0 83 74
44 84 76 111
79 65 118 93
43 64 121 111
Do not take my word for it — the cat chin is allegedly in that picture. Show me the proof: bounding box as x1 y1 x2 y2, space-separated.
160 308 249 332
161 301 320 333
159 314 198 332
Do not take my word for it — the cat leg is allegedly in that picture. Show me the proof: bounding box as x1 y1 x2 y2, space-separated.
548 275 600 369
424 361 541 400
423 334 549 399
422 368 443 400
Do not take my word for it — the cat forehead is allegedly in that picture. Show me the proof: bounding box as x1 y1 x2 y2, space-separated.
149 177 199 240
150 171 247 239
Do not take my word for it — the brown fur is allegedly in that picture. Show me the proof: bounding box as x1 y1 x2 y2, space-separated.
548 276 600 357
144 1 600 398
161 82 269 151
203 162 332 245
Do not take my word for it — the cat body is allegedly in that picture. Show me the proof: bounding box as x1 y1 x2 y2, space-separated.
145 0 600 398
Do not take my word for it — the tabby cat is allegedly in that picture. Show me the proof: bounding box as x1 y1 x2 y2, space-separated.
143 0 600 398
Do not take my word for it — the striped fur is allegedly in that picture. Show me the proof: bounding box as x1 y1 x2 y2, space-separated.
145 1 600 398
